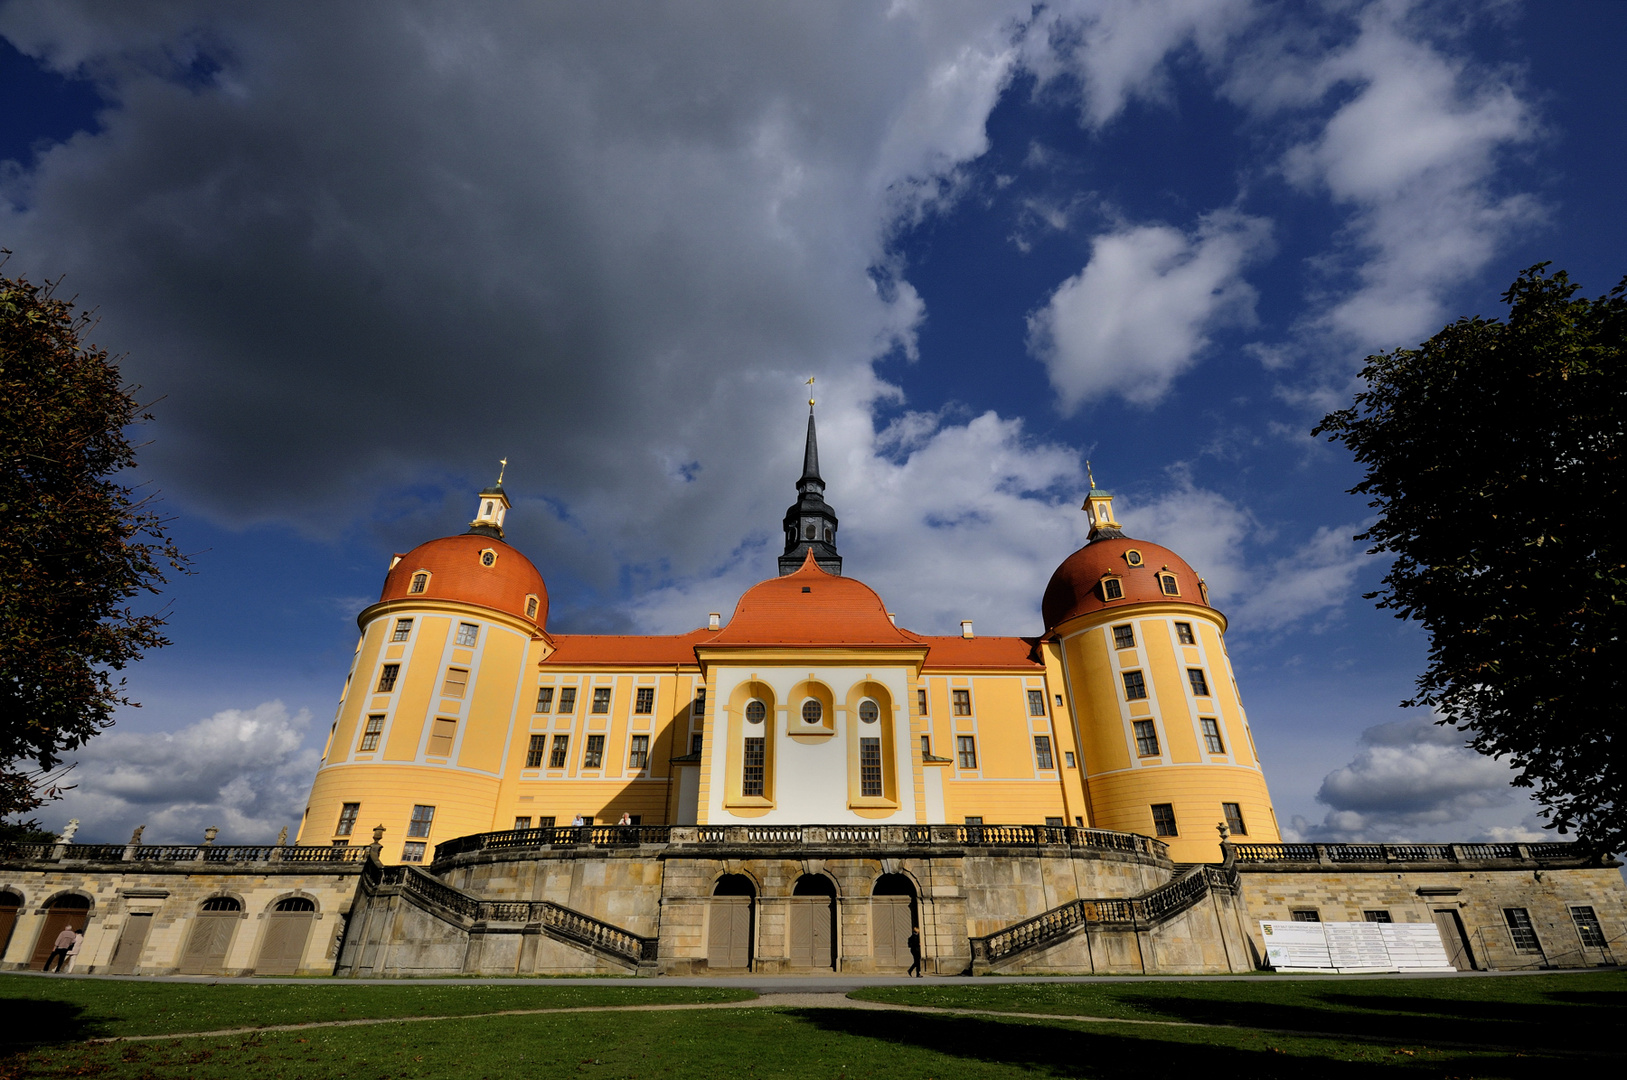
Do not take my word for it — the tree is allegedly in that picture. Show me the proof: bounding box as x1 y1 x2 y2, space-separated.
0 266 188 826
1314 264 1626 852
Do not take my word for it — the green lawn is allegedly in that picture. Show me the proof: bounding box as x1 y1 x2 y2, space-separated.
2 973 1622 1079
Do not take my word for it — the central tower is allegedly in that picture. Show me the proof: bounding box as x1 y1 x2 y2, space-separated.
778 404 842 575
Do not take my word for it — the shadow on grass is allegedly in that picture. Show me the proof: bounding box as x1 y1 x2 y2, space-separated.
786 1008 1557 1078
0 997 103 1052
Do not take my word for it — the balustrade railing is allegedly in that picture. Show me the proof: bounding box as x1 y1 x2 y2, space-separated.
1232 842 1590 865
3 841 370 865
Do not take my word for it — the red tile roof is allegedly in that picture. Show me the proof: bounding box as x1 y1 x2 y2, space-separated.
704 551 925 648
380 534 547 626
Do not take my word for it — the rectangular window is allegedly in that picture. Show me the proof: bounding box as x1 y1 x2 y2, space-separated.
690 732 704 755
537 816 555 829
634 687 655 714
1064 751 1076 768
1133 719 1160 757
535 687 554 713
331 839 348 849
1027 690 1047 716
1187 668 1211 696
628 734 649 770
525 734 547 768
920 734 932 758
591 687 612 714
1151 803 1178 837
441 667 469 698
359 714 385 752
377 664 400 692
401 842 426 863
1033 735 1054 770
1175 622 1196 645
1122 670 1147 700
956 735 978 769
454 622 479 647
1290 909 1321 922
428 718 457 756
335 802 359 836
1571 906 1606 948
951 689 972 715
742 736 765 796
1504 908 1541 952
1222 801 1247 836
1201 718 1226 754
1045 816 1065 828
1103 577 1123 600
1158 573 1180 596
1363 910 1393 923
514 816 532 830
391 618 413 642
1112 624 1135 650
917 688 928 715
549 735 569 769
407 804 436 838
859 737 882 797
692 688 706 716
558 687 577 713
583 734 605 769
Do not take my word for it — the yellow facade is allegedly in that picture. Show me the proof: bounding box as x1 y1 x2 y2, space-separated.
298 474 1280 865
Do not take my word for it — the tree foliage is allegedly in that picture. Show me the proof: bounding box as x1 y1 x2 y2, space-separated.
0 267 188 821
1315 264 1626 851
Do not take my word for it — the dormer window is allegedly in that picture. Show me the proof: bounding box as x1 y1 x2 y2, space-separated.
479 548 497 567
409 572 429 594
1157 572 1179 596
1125 549 1143 567
1101 575 1123 600
525 595 539 619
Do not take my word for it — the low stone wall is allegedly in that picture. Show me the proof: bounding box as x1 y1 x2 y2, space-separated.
0 860 364 976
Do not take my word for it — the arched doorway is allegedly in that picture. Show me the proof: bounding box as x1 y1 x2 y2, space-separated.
29 893 90 970
789 874 836 970
872 873 918 970
708 875 754 971
179 896 243 975
0 889 21 962
256 896 318 975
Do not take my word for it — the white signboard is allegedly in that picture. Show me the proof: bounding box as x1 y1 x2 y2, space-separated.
1259 920 1333 971
1259 920 1457 973
1380 922 1456 972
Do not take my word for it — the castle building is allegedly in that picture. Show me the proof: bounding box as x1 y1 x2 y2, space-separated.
298 409 1280 865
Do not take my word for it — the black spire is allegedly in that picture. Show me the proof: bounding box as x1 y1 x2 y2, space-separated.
779 406 842 575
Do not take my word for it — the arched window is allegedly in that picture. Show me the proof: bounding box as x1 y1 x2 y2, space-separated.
804 524 816 540
745 700 766 724
801 699 823 725
824 526 833 542
274 897 316 913
409 572 429 594
858 700 879 724
201 897 241 912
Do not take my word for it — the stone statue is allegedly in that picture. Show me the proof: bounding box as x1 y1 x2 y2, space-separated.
1216 821 1230 841
372 824 386 844
203 825 220 846
58 819 80 843
129 825 145 845
276 827 288 846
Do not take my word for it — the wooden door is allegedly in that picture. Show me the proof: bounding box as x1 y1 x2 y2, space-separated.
707 897 751 970
789 897 834 969
179 914 239 975
872 897 913 968
109 914 153 975
29 910 88 970
1432 910 1475 970
0 897 18 962
255 913 314 975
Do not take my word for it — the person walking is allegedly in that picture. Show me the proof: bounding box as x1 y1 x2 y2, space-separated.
44 926 77 972
907 925 923 977
65 930 85 973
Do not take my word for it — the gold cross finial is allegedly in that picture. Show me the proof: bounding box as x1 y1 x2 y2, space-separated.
806 375 816 409
496 458 508 486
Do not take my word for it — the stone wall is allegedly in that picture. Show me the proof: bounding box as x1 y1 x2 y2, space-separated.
0 861 363 976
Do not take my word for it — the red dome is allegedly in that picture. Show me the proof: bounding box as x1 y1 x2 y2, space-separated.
709 550 920 646
380 534 547 627
1041 536 1210 631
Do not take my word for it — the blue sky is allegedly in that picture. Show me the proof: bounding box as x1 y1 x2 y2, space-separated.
2 1 1622 846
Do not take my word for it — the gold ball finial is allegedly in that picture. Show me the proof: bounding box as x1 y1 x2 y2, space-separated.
806 375 816 408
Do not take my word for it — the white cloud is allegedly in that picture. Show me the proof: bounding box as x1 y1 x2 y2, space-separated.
1289 714 1543 842
1027 210 1272 410
44 702 319 845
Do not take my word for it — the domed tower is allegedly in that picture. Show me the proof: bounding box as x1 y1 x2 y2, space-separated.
298 477 550 863
1042 475 1280 862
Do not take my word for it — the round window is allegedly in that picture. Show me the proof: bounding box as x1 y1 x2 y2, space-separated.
859 700 878 724
745 700 766 724
1125 549 1143 567
480 550 496 567
801 699 823 725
